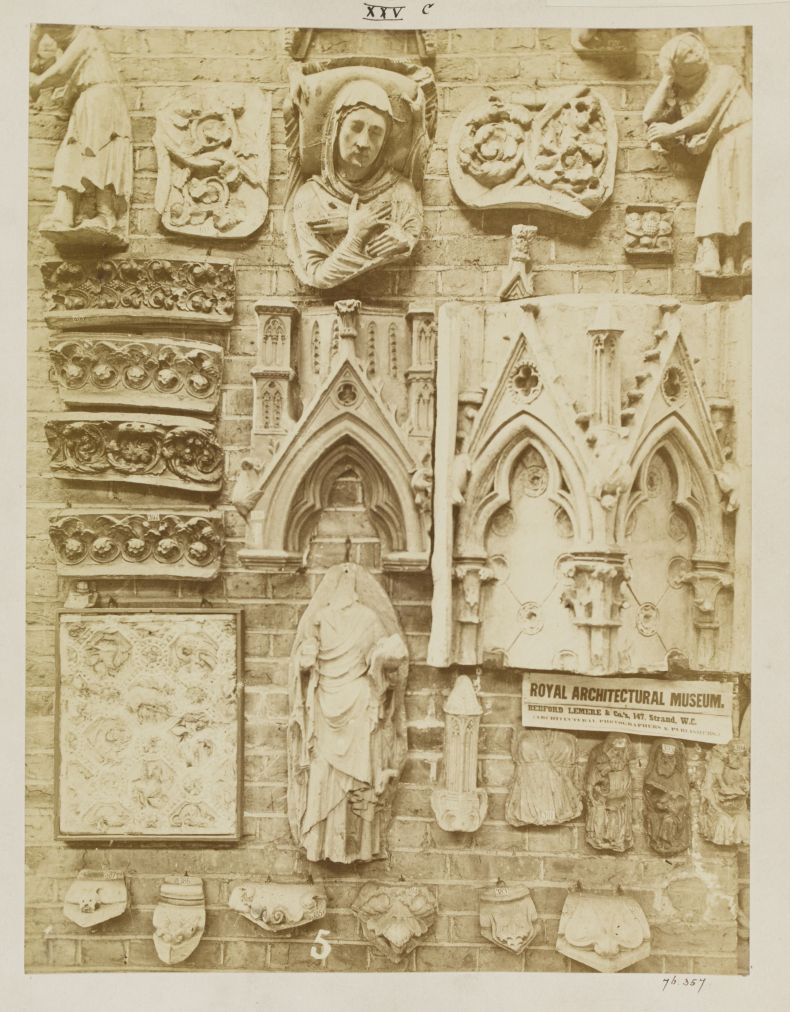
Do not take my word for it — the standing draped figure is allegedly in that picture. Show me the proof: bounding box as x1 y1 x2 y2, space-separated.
643 32 751 278
288 563 409 863
29 25 133 248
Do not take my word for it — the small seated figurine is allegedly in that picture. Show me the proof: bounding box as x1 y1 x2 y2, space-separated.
29 25 132 248
286 80 423 289
642 33 751 278
643 738 691 855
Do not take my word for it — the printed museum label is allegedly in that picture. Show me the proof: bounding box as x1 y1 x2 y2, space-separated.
522 673 734 744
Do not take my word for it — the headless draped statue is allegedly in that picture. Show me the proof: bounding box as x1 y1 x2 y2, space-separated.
29 25 133 248
285 79 423 289
288 563 409 863
643 33 751 278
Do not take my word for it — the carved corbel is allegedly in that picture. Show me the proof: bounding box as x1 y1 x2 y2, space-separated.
352 881 437 962
64 870 128 928
229 881 327 933
557 889 651 972
153 877 206 965
431 675 487 833
559 553 629 675
479 882 540 955
453 562 495 666
681 560 733 668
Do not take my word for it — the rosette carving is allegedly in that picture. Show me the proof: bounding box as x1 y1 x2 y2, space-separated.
49 336 222 413
41 257 236 329
449 86 617 218
49 510 224 578
45 414 223 492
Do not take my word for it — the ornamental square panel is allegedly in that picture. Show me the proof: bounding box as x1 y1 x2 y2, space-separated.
56 609 243 842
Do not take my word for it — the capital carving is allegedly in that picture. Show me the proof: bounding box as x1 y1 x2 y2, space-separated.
681 559 733 668
229 882 327 933
559 553 629 675
29 26 132 251
431 675 487 833
352 882 437 962
42 257 236 329
45 415 223 493
449 86 618 218
154 85 271 238
283 59 436 288
64 870 128 928
49 336 223 414
49 510 224 579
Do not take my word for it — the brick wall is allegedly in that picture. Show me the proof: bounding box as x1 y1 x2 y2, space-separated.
27 25 750 973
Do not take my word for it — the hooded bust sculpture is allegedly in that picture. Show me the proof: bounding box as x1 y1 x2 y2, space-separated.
285 78 424 289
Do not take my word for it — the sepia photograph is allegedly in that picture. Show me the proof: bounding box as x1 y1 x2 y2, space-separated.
18 5 774 999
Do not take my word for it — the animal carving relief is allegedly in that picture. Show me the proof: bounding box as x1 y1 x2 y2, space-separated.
283 58 436 288
449 86 617 218
352 882 437 962
557 890 651 972
63 870 128 928
430 674 488 833
643 738 691 855
154 86 271 238
643 33 751 279
45 415 223 493
49 510 224 580
584 733 634 852
428 296 739 675
153 877 206 965
57 610 241 841
699 739 750 846
287 564 408 863
29 26 132 250
506 730 582 827
229 882 327 933
479 882 540 955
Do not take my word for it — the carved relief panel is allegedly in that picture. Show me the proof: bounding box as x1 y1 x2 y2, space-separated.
229 882 327 933
45 415 223 493
283 57 436 288
42 258 236 329
236 300 433 572
154 85 271 238
49 510 224 580
449 86 617 218
287 564 408 864
643 738 691 855
352 882 437 962
557 890 651 972
49 335 223 414
584 733 634 852
429 296 742 675
56 610 242 841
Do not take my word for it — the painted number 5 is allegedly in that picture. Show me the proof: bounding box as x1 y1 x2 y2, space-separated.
311 928 333 961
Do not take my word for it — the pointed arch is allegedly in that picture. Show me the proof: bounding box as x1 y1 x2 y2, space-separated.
457 411 593 556
618 413 726 556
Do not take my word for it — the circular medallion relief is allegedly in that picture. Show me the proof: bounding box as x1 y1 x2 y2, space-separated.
507 360 542 404
517 602 543 635
636 602 660 637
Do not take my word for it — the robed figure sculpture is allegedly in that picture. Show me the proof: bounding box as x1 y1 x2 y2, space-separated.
288 563 409 863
